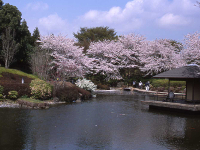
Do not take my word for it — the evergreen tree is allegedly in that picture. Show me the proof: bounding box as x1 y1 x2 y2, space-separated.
0 2 22 35
32 27 40 46
0 1 22 67
73 26 118 52
0 0 3 10
14 19 33 71
0 1 35 72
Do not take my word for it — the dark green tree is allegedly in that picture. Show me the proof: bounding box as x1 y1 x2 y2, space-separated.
0 1 35 72
0 0 3 10
73 26 118 52
0 2 21 35
31 27 40 46
13 19 33 71
169 40 183 53
0 1 22 66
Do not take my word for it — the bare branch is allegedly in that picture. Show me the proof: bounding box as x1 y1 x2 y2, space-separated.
1 27 18 68
195 1 200 7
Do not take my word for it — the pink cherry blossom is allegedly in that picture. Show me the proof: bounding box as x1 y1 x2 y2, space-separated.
39 34 93 79
139 39 185 75
183 32 200 65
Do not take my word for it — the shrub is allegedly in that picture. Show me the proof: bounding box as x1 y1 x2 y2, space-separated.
0 85 4 94
76 87 91 100
56 87 79 102
0 94 3 99
30 79 52 100
75 78 97 92
181 86 186 91
157 87 165 92
107 79 119 87
97 84 110 90
8 91 18 100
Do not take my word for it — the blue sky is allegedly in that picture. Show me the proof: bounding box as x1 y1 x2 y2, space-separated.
3 0 200 41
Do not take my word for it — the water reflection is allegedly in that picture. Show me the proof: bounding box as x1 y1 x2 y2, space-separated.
0 91 200 149
0 109 30 150
148 109 200 150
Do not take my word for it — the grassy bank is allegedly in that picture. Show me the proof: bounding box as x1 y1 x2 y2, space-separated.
0 67 37 79
18 98 45 103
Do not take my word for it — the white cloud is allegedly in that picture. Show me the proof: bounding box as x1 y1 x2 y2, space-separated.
74 0 199 39
84 10 100 21
38 14 68 35
83 0 145 24
158 13 189 27
32 0 200 40
26 2 49 11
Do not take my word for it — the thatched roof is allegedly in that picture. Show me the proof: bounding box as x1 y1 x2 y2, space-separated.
154 64 200 79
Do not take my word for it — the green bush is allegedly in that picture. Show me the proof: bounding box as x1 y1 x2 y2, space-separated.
8 91 18 100
0 94 3 99
181 86 186 91
107 79 118 87
151 79 186 88
151 79 168 88
0 85 4 94
30 79 52 100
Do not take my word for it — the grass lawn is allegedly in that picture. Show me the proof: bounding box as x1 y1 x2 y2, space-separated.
18 98 45 103
0 98 47 103
0 67 37 79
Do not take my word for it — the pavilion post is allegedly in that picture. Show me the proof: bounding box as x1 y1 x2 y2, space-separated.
168 79 170 93
192 79 195 102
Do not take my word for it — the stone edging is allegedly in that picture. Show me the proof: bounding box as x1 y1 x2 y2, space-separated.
17 99 49 109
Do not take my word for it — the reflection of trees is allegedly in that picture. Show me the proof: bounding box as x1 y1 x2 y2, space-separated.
0 109 29 150
149 111 200 150
163 118 200 150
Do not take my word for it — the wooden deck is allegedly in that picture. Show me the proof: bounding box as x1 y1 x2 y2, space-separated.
142 100 200 112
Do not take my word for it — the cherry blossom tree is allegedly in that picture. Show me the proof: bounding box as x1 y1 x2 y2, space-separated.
139 39 185 75
38 33 188 81
183 32 200 65
87 33 146 79
39 34 94 80
119 33 146 66
87 40 126 80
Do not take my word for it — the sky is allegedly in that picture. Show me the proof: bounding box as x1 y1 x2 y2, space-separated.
2 0 200 41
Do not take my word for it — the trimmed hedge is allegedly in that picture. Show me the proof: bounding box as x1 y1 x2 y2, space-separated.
0 83 31 97
150 79 186 88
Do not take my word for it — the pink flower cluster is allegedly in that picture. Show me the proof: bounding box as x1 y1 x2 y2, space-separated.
38 32 200 80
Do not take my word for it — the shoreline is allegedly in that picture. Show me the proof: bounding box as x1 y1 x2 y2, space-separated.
0 99 66 109
0 88 185 109
95 87 185 96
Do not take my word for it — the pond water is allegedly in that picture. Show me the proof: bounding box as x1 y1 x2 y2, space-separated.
1 91 200 150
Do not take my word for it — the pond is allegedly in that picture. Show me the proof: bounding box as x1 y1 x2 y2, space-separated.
1 91 200 150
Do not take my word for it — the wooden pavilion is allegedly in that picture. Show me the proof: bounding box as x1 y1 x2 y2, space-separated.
154 64 200 102
142 64 200 113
